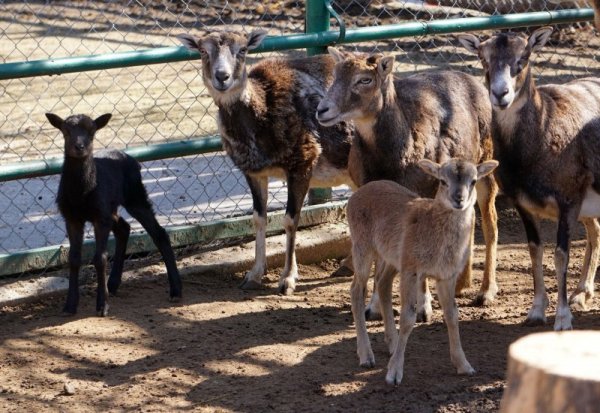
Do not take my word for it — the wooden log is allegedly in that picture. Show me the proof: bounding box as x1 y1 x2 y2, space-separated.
501 331 600 413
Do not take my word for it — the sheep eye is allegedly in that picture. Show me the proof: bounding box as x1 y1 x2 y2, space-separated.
358 77 372 85
440 180 448 187
238 47 248 57
471 179 477 187
199 48 208 57
516 58 527 73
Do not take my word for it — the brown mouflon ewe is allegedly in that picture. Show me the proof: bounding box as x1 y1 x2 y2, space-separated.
316 48 499 321
347 158 498 384
176 30 355 295
47 113 182 316
459 27 600 330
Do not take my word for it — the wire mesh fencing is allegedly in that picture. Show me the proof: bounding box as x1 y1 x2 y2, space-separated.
0 0 599 277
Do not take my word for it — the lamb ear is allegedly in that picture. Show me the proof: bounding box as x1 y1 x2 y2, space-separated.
457 33 480 54
45 113 64 130
94 113 112 130
247 29 268 50
476 160 499 179
417 159 441 179
528 26 553 52
328 46 346 63
176 33 200 51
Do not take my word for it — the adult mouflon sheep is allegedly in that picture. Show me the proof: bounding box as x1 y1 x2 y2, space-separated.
177 30 355 295
316 48 499 320
459 27 600 330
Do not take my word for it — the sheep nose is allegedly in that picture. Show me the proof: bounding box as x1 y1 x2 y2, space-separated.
493 87 509 101
75 142 85 150
453 194 465 204
215 70 230 83
316 105 329 117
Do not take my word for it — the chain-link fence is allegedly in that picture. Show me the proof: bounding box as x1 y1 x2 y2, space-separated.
1 0 598 278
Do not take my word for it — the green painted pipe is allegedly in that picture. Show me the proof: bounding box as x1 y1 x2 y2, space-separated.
306 0 331 56
0 135 222 182
0 9 593 81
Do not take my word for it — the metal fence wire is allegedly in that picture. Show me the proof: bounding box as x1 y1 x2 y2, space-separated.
0 0 598 277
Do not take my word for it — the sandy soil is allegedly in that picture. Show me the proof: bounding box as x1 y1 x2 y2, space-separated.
1 208 599 413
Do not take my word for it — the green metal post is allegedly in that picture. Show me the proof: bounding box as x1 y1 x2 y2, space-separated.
306 0 333 204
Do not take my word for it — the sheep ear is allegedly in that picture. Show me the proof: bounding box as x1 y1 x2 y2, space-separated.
94 113 112 130
176 34 200 51
328 46 345 63
247 29 267 50
476 160 499 179
528 26 553 52
376 55 394 78
457 33 480 54
45 113 64 130
417 159 441 179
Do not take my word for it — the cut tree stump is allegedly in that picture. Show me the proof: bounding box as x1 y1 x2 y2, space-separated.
501 331 600 413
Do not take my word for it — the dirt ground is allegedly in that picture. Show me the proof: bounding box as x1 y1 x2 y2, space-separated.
1 208 600 413
3 2 600 412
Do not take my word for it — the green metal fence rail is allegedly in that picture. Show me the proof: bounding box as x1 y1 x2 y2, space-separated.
0 4 595 277
0 9 593 81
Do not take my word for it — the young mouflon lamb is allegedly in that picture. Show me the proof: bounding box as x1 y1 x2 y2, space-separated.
47 113 182 316
347 158 498 385
176 30 354 295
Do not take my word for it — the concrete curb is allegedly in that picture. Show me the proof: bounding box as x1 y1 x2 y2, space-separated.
0 222 351 307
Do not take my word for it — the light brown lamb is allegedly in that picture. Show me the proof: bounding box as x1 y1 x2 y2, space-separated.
347 158 498 384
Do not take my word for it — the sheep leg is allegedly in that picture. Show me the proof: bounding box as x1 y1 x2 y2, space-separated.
63 220 84 314
374 262 399 354
351 249 376 367
386 271 418 385
92 221 111 317
278 174 310 295
570 218 600 310
553 207 576 331
455 220 474 295
437 277 475 375
365 257 384 320
472 175 499 306
516 205 549 326
107 216 130 296
416 277 433 323
127 205 182 300
240 175 268 290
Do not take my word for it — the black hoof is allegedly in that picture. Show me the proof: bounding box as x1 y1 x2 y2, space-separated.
365 308 382 321
239 279 263 290
523 317 545 327
331 265 354 278
416 311 431 323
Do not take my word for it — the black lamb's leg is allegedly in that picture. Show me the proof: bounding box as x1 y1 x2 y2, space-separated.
92 220 112 317
107 216 130 295
126 204 182 300
63 220 84 314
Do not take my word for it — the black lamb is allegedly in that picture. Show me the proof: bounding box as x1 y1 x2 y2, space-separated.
47 113 182 316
